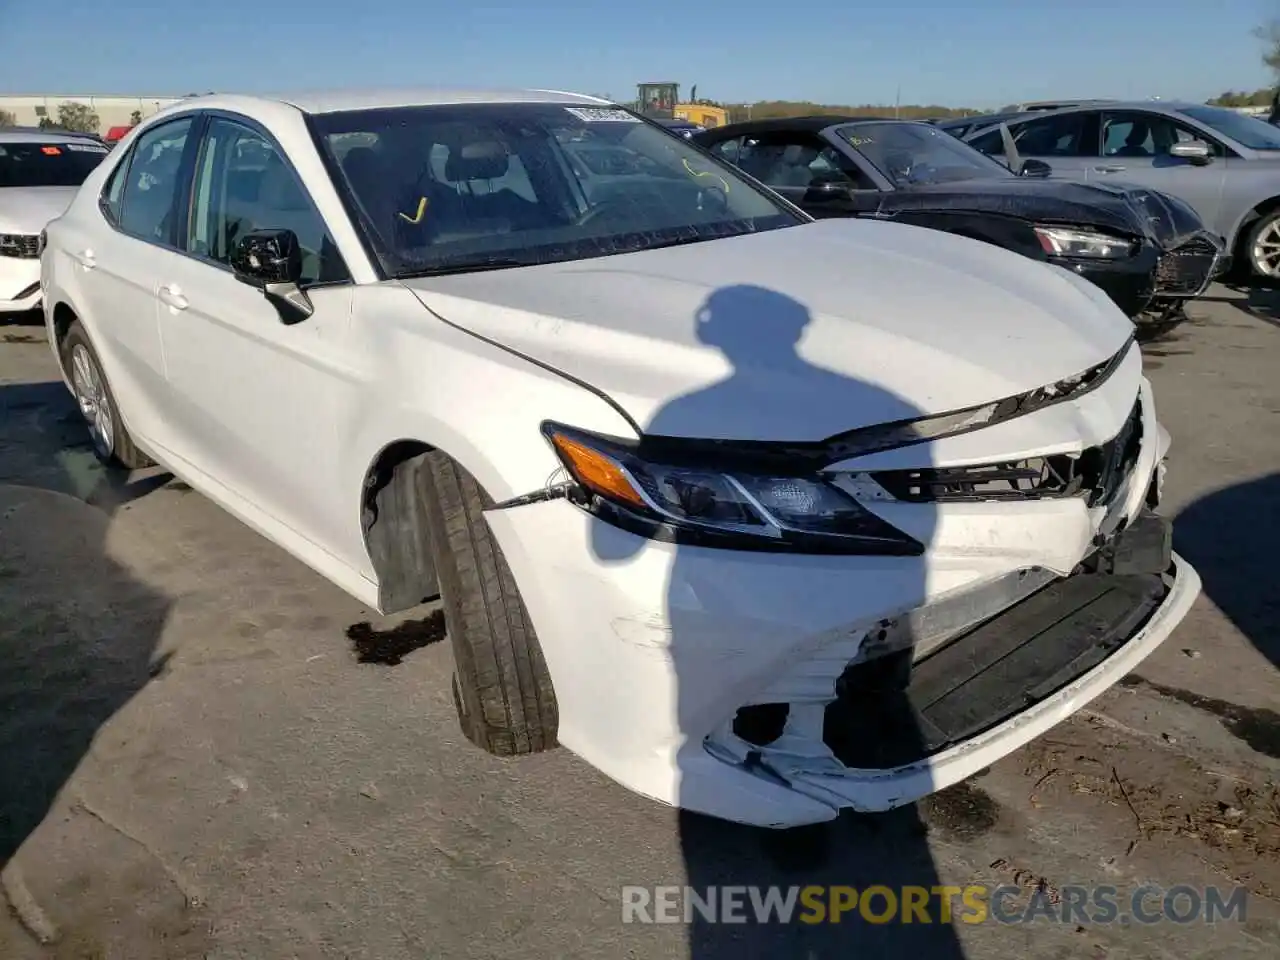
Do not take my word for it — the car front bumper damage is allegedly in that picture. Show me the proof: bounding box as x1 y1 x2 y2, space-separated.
484 358 1200 828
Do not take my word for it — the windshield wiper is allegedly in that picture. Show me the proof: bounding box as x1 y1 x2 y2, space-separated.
396 257 530 279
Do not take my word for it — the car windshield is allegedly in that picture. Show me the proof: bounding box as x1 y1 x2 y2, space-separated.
1179 105 1280 151
0 139 109 188
835 122 1012 187
309 102 799 277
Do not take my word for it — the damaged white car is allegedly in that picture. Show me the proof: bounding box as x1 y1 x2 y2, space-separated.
40 90 1200 828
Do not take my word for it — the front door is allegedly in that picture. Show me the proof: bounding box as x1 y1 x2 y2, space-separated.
1089 111 1230 228
155 114 359 563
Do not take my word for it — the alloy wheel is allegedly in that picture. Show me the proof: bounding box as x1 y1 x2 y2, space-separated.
1250 217 1280 277
70 343 114 459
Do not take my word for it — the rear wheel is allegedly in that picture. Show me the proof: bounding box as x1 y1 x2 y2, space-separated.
62 322 153 470
421 451 558 756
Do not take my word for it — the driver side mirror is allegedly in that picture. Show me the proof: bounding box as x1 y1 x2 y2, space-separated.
1018 158 1053 178
231 228 313 324
803 179 853 204
1168 140 1213 166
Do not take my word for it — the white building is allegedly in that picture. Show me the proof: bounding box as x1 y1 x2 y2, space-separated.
0 94 184 132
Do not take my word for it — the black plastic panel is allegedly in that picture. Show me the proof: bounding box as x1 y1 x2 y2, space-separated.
824 571 1168 769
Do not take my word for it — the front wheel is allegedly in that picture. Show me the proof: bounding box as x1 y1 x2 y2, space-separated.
1244 208 1280 280
420 452 558 756
61 322 153 470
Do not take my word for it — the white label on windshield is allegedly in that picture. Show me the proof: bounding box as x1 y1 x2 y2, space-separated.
65 143 108 153
564 107 640 123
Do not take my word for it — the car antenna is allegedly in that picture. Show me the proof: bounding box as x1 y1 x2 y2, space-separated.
998 122 1023 175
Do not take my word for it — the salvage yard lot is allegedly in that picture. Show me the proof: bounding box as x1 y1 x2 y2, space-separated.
1 288 1278 959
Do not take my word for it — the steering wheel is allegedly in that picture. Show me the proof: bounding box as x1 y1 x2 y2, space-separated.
697 185 729 214
574 199 622 227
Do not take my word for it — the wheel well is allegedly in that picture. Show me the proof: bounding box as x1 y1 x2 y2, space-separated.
1233 196 1280 262
361 440 441 615
52 302 77 356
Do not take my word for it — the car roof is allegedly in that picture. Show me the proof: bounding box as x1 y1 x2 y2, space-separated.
972 100 1207 126
698 114 917 138
173 88 611 116
0 127 105 144
1008 98 1118 110
936 111 1035 129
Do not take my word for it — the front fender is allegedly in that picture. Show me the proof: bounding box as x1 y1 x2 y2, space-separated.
341 284 637 582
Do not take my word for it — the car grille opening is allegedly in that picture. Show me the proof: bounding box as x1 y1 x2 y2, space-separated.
868 400 1142 506
0 234 40 260
1153 237 1218 296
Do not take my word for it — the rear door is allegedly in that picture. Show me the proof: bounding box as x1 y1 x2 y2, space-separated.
64 115 198 452
1089 110 1229 227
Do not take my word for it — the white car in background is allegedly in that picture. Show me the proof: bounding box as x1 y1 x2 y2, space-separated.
40 89 1199 828
0 128 108 313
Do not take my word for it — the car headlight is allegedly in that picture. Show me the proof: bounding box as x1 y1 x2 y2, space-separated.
37 229 47 257
1034 225 1134 259
542 423 923 555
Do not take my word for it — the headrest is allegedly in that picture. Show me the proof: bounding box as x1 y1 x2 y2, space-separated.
782 143 818 164
342 146 383 183
445 140 509 182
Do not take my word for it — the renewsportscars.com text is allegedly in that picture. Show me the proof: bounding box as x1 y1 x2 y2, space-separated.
621 884 1248 925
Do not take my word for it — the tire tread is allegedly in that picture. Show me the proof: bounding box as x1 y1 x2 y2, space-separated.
422 452 557 756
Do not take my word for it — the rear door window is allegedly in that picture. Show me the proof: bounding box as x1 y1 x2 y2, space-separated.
117 117 194 245
970 114 1090 157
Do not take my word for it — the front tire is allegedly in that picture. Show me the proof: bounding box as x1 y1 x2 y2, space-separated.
1244 208 1280 280
421 452 558 756
61 322 153 470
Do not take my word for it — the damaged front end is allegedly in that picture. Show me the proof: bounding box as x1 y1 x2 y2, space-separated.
708 514 1181 813
697 353 1197 816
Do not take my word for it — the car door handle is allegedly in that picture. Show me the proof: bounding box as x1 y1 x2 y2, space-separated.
74 249 96 270
1093 165 1126 174
158 285 189 311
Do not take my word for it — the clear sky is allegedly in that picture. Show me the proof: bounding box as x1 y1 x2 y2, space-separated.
0 0 1274 109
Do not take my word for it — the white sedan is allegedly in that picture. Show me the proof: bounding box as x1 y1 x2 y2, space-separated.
40 89 1199 828
0 128 109 313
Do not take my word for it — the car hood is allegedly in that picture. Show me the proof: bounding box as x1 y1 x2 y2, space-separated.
880 177 1208 248
0 186 79 234
403 218 1134 443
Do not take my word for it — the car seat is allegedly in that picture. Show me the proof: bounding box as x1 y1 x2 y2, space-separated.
1113 122 1152 157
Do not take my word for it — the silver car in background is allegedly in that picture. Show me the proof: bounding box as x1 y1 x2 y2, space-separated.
960 101 1280 278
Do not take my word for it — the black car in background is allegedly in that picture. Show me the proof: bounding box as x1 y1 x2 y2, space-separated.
693 116 1228 320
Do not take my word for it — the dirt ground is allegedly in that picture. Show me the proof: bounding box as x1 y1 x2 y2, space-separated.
1 287 1278 959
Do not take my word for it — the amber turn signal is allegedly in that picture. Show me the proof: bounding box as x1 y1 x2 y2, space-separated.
548 432 647 508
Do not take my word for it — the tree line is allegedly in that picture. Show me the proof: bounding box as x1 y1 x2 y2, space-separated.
0 101 147 133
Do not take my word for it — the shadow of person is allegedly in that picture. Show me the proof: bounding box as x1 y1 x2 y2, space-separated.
0 379 172 871
591 285 965 957
1174 472 1280 669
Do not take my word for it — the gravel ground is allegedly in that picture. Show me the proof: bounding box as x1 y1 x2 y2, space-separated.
1 288 1278 959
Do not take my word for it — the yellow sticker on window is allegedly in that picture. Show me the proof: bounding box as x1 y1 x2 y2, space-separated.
398 197 429 224
681 158 729 193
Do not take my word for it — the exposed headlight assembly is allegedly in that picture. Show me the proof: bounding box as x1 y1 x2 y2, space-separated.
1034 225 1134 259
543 424 923 555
